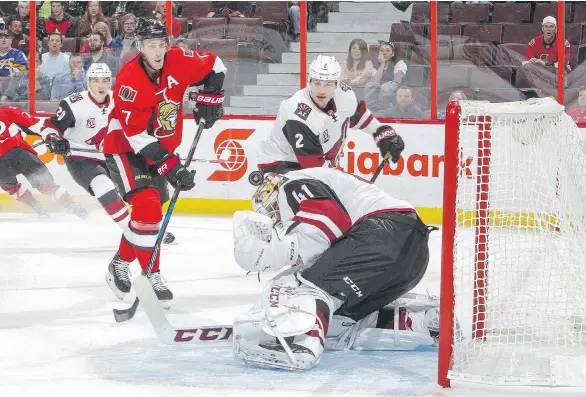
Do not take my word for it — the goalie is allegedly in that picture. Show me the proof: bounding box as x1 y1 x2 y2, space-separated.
232 167 438 370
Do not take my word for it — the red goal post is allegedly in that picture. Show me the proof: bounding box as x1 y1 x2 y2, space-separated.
438 98 586 387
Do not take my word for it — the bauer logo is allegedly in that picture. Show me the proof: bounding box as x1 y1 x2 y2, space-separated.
207 128 255 182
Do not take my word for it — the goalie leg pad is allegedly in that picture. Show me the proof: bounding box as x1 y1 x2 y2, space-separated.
233 272 337 370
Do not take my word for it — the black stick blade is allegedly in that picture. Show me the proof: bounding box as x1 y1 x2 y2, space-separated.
113 297 140 323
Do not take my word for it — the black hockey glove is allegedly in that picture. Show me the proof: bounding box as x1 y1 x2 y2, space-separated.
155 154 196 191
373 125 404 163
192 88 225 129
45 133 70 156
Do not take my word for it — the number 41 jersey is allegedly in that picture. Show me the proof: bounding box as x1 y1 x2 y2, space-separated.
257 85 380 171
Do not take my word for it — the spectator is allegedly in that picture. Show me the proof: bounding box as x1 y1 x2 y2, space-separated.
40 32 70 80
109 13 138 57
44 1 78 37
154 1 182 37
1 51 51 101
78 1 107 35
523 16 570 72
207 2 251 17
438 90 468 119
364 41 408 110
382 86 424 118
83 32 119 74
14 1 45 40
50 53 86 100
567 87 586 123
8 18 29 55
340 39 374 89
288 2 301 42
79 25 93 55
0 26 28 81
93 21 113 47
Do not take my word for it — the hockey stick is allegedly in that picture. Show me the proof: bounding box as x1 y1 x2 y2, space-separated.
32 140 101 154
113 119 206 323
371 152 392 183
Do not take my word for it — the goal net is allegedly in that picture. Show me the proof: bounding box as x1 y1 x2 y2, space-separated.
438 98 586 387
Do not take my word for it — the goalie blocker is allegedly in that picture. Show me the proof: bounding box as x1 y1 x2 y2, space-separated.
232 167 436 370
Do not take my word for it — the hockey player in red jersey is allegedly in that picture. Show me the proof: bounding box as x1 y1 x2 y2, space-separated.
102 18 226 303
0 107 87 218
257 55 405 175
232 168 437 370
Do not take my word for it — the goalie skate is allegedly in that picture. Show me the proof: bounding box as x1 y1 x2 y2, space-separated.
235 335 321 371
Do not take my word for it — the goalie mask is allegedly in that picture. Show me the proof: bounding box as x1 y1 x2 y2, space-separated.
252 173 288 221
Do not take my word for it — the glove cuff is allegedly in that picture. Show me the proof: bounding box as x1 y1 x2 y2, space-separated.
373 125 397 145
195 92 225 106
156 155 179 176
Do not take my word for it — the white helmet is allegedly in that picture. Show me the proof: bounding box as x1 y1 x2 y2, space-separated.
86 63 112 89
308 55 341 83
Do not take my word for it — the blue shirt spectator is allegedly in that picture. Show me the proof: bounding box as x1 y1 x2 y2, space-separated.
40 32 70 80
109 13 138 57
51 53 87 101
0 28 27 77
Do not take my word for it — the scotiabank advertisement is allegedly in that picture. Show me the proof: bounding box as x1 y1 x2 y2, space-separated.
9 118 585 222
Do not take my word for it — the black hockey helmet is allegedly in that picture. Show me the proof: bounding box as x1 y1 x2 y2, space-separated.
136 18 169 41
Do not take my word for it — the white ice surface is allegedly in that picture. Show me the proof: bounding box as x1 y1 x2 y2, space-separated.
0 212 580 397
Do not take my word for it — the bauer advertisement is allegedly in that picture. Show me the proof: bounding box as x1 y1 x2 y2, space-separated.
6 118 583 224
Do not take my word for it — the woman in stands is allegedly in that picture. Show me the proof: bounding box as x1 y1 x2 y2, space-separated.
79 1 107 35
340 38 374 90
364 41 408 109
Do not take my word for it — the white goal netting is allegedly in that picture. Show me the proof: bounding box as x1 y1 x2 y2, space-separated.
448 98 586 386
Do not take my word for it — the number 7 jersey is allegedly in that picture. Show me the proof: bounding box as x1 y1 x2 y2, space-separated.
257 85 381 170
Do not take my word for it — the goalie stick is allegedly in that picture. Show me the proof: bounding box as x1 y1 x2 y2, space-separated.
113 118 206 323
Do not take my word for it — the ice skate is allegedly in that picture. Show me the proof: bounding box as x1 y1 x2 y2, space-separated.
105 251 131 300
147 270 173 308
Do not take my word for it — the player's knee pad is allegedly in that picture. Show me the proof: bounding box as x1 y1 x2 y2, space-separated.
128 188 162 224
89 174 116 198
2 182 27 198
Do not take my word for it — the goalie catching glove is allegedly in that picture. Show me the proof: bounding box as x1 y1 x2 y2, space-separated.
233 210 298 272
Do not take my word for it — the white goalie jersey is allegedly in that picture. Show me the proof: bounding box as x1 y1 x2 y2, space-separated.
257 85 382 170
41 91 114 161
278 167 416 268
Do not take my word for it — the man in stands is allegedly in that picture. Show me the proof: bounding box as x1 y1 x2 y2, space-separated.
523 16 570 73
40 32 70 80
567 87 586 123
51 53 86 100
44 1 77 37
8 18 29 55
0 23 27 83
83 32 119 75
384 86 424 119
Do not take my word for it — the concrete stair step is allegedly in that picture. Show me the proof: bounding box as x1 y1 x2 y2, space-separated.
316 22 392 33
230 96 288 108
242 85 299 96
268 63 309 73
307 32 389 44
338 2 409 14
224 107 279 116
257 73 299 86
282 52 347 64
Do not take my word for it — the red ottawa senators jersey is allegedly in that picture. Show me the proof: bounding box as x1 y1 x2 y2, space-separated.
524 34 571 71
103 46 219 156
0 107 43 157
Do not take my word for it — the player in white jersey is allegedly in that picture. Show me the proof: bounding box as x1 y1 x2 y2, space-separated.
231 168 437 370
257 55 404 174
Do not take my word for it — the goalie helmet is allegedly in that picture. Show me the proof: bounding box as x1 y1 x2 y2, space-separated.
251 173 288 221
308 55 341 83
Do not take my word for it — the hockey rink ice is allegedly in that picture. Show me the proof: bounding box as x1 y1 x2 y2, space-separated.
1 211 582 397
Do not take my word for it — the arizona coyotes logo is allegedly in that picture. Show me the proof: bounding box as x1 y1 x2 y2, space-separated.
154 86 180 138
294 103 312 121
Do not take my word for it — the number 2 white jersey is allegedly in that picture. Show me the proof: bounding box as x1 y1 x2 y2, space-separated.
257 85 380 170
41 91 114 161
277 167 416 268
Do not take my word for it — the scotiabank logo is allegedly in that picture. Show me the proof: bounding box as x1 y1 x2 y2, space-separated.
342 141 473 179
207 128 255 182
